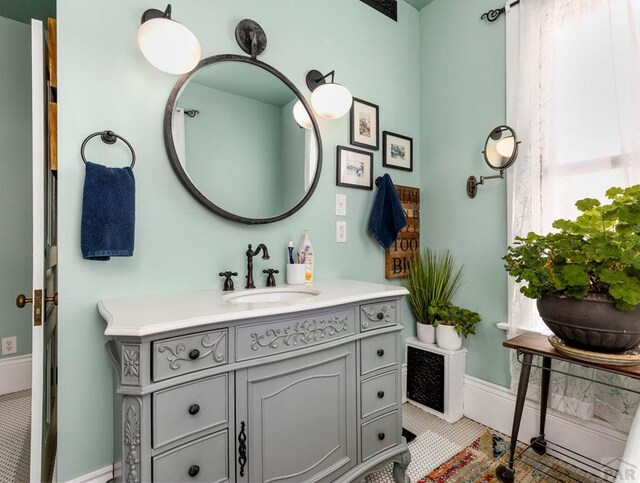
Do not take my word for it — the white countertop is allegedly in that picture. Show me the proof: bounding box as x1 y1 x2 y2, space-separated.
99 279 408 337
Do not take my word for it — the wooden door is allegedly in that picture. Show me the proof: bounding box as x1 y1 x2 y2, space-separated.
235 344 356 483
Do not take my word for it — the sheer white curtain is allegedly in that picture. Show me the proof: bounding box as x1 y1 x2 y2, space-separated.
506 0 640 432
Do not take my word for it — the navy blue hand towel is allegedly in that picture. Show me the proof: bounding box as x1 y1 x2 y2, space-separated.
368 174 408 249
81 161 135 261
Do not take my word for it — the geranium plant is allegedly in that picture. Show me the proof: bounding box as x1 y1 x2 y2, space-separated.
503 185 640 311
428 300 481 338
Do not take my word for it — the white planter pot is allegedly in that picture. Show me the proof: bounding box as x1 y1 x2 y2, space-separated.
416 323 436 344
436 324 462 351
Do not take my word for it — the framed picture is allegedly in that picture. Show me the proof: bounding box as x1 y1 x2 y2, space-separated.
336 146 373 190
350 98 379 150
383 131 413 171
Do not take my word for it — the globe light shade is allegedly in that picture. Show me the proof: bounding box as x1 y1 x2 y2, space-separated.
496 136 515 158
137 18 201 75
293 100 313 129
310 83 353 120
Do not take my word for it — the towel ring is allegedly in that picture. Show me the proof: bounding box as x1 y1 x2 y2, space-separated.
80 130 136 169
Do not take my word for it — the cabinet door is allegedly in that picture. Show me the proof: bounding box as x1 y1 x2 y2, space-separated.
235 343 356 483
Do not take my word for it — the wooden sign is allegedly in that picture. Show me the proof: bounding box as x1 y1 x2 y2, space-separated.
385 185 420 279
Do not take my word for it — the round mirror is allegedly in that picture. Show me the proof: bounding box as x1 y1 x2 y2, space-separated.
482 125 518 170
164 55 322 224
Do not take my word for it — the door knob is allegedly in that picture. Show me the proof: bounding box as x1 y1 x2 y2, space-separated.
16 294 32 308
17 292 57 308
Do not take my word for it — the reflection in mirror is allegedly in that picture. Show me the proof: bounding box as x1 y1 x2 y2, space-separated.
169 60 319 222
483 125 518 170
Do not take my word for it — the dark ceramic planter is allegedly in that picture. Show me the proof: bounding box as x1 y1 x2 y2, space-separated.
537 294 640 353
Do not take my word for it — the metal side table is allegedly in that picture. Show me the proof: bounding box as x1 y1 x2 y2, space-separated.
496 334 640 483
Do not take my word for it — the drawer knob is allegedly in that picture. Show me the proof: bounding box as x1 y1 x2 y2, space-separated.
377 391 385 399
377 349 385 357
188 404 200 415
189 349 200 360
378 432 385 441
377 312 384 320
188 465 200 477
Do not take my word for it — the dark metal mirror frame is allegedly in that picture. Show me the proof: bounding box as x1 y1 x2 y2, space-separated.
163 54 323 225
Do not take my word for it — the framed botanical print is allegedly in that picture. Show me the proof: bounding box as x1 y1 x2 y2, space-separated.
383 131 413 171
336 146 373 190
350 98 379 150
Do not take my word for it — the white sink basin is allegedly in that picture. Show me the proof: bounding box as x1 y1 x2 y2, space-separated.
224 287 320 304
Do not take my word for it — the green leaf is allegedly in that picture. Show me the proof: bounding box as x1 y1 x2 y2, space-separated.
575 198 601 212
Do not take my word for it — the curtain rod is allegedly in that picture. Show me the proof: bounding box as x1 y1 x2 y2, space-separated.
480 0 519 23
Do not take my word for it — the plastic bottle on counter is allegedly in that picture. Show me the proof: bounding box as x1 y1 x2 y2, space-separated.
301 230 314 282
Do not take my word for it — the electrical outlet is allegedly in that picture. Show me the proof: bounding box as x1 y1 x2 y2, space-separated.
335 194 347 216
336 221 347 243
2 336 17 355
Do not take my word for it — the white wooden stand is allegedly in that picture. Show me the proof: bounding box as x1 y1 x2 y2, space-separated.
406 337 467 423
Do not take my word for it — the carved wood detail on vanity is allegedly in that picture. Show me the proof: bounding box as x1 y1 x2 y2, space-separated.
249 314 351 351
123 396 142 483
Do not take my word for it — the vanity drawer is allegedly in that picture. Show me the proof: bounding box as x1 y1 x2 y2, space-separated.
153 329 227 382
235 307 356 361
361 411 401 462
152 430 228 483
361 332 397 376
361 370 399 419
152 374 228 449
360 301 397 331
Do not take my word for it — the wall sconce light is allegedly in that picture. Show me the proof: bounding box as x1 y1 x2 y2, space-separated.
305 70 353 120
293 100 313 129
137 4 202 75
467 125 520 198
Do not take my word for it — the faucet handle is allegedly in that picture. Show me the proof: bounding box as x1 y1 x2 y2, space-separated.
219 271 238 291
263 269 279 287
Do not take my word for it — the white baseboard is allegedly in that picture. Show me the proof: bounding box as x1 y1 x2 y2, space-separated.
463 375 628 472
61 464 113 483
0 354 32 395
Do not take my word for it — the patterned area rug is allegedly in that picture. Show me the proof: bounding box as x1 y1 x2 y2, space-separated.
421 429 601 482
0 390 31 483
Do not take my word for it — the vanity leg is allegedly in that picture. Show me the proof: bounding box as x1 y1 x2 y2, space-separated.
392 445 411 483
121 395 148 483
496 352 533 483
531 356 551 455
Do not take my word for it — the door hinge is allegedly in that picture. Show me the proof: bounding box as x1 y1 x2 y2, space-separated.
34 289 43 326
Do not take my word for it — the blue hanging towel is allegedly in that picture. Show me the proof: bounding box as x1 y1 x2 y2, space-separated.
368 174 408 249
81 161 135 261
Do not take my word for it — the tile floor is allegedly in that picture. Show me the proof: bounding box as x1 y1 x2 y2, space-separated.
367 402 486 482
0 390 31 483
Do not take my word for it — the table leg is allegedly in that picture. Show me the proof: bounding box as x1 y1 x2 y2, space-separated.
496 352 533 483
531 356 551 455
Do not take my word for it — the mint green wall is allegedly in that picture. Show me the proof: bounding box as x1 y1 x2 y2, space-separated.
0 16 32 359
57 1 419 479
420 0 510 387
180 83 284 217
281 97 307 209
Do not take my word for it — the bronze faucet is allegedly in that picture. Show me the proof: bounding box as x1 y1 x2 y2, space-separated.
245 243 270 289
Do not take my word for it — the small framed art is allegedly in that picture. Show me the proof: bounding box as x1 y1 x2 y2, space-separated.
336 146 373 190
383 131 413 171
350 98 379 150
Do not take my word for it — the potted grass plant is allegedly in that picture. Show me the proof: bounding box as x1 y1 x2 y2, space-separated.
504 185 640 352
428 300 481 351
404 248 463 344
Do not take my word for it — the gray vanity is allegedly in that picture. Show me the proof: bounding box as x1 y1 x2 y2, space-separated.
100 280 410 482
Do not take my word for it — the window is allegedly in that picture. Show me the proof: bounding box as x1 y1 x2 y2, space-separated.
506 0 640 334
